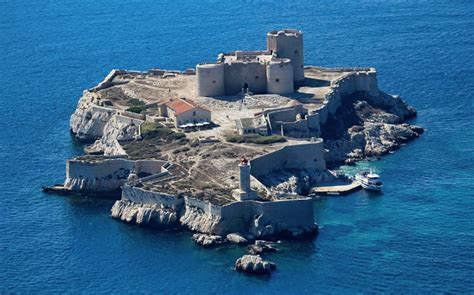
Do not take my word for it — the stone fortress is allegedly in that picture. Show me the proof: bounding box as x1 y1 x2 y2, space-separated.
47 29 423 272
197 29 304 97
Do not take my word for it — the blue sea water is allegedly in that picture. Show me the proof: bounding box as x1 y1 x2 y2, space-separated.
1 0 473 293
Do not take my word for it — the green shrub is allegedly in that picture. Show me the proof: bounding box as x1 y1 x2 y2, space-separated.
127 98 146 107
126 105 146 114
225 134 286 144
141 123 186 141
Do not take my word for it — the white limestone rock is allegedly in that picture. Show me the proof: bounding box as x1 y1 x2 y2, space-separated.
226 233 248 245
235 255 276 275
365 92 417 120
86 115 141 156
362 122 423 156
192 233 226 247
70 92 116 142
111 200 179 228
179 204 222 234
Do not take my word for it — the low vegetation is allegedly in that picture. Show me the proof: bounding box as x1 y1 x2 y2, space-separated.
126 98 146 114
141 122 186 141
225 134 287 144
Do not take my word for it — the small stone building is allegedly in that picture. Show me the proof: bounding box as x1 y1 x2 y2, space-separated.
158 98 211 128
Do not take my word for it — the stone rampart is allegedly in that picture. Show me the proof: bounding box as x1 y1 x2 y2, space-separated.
250 141 326 180
122 185 183 208
64 158 166 192
118 184 315 237
313 68 378 125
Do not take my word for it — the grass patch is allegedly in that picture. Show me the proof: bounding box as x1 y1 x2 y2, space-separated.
141 122 186 141
225 134 287 144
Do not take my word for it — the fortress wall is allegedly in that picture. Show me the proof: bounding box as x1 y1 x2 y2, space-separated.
266 61 294 94
281 119 309 136
64 158 166 192
307 113 320 130
196 63 225 97
122 185 183 208
315 69 378 125
184 196 223 216
90 69 128 92
119 110 146 120
65 158 134 191
250 142 326 179
224 62 267 95
116 185 315 237
218 198 315 235
134 160 167 175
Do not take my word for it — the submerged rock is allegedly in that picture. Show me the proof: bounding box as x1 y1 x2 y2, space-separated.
247 240 278 255
235 255 276 275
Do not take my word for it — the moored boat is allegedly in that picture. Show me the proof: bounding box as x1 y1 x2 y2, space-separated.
355 170 383 191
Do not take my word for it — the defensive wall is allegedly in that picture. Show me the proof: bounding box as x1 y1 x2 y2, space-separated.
64 157 167 192
121 184 315 236
311 67 378 125
250 141 326 180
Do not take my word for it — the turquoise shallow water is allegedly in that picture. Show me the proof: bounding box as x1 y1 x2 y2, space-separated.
1 0 473 293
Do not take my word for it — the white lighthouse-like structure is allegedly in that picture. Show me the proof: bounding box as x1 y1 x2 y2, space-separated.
235 156 257 201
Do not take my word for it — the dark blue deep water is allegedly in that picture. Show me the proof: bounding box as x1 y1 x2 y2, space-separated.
1 0 473 293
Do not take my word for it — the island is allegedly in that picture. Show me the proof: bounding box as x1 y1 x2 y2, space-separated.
45 29 423 275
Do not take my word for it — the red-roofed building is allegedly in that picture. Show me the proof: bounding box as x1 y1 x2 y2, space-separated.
158 98 211 127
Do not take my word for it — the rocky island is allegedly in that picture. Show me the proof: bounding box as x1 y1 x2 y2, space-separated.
46 29 423 275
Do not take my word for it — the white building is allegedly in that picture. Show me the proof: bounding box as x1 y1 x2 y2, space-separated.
158 98 211 128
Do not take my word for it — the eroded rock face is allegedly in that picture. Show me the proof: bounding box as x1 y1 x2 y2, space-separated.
70 93 116 142
86 116 141 156
322 91 424 166
111 200 179 228
235 255 276 275
179 205 222 234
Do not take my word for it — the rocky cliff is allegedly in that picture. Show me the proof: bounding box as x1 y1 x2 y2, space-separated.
70 92 116 142
86 115 142 156
321 91 423 166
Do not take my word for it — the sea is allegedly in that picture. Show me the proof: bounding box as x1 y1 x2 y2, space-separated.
0 0 473 293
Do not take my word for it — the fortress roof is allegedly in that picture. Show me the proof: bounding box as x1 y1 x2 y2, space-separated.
164 98 209 115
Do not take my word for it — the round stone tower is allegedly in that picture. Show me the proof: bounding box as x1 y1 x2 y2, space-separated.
196 63 225 97
266 58 294 94
266 29 304 83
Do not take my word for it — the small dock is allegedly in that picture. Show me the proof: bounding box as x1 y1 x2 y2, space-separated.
311 182 361 196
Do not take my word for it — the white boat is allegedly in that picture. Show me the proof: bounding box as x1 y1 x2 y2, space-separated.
355 170 383 191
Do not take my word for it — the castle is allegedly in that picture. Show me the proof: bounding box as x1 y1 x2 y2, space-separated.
196 29 304 97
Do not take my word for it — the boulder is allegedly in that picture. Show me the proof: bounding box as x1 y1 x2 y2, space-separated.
247 241 278 255
192 233 226 248
235 255 276 275
226 233 248 245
